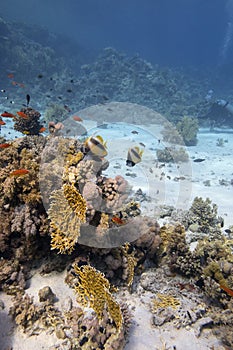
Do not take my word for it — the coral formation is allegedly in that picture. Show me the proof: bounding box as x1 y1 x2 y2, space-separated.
188 196 222 234
48 186 86 254
70 263 123 329
162 116 199 146
156 146 189 163
13 107 44 135
2 16 233 349
176 116 199 146
0 136 49 265
44 103 69 124
152 293 181 311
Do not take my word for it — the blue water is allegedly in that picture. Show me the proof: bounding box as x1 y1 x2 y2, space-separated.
0 0 230 67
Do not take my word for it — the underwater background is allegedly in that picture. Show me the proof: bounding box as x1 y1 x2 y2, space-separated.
0 1 233 350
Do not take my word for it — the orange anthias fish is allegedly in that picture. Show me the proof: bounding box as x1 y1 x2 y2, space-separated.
39 126 46 133
112 216 126 225
7 73 14 79
73 115 83 122
219 284 233 297
1 112 16 118
10 169 30 177
16 111 29 119
0 120 6 125
0 143 11 148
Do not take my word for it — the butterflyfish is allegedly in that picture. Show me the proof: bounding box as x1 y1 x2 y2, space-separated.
85 135 108 157
126 146 143 167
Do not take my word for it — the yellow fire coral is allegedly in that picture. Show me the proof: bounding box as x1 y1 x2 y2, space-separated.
152 293 180 311
73 264 123 330
48 184 87 254
63 184 86 222
121 243 138 289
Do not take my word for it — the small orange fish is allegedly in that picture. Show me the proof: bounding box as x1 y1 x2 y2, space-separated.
0 143 11 148
10 169 29 177
219 284 233 297
0 120 6 125
1 112 16 118
112 216 126 225
73 115 83 122
7 73 14 79
39 126 46 133
16 111 29 119
18 83 25 88
12 81 18 86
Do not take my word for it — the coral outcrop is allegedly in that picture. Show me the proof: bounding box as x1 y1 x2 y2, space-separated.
13 107 44 135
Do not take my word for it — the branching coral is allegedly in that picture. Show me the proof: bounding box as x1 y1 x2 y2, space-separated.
160 223 187 256
9 293 40 331
188 196 221 234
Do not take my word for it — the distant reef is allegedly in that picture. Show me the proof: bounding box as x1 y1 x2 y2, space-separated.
0 16 213 124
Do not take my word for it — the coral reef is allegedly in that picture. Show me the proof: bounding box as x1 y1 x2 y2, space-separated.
13 107 44 135
47 137 143 251
0 136 49 265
